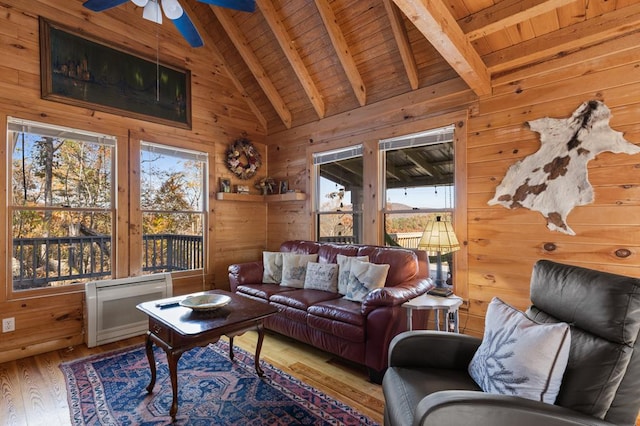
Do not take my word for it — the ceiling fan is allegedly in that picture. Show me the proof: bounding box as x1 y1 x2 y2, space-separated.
82 0 255 48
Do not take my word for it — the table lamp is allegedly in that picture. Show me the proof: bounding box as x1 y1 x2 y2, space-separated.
418 216 460 287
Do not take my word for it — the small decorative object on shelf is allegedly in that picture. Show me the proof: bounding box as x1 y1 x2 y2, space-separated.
219 178 231 193
235 185 250 194
279 180 289 194
225 136 262 180
254 176 276 195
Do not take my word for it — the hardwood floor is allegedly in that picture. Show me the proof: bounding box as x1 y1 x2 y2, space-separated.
0 331 384 425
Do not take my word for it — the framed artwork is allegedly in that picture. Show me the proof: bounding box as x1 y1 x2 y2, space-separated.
39 18 191 129
279 180 289 194
219 178 231 193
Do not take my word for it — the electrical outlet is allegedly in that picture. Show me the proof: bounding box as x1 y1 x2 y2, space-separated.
2 317 15 333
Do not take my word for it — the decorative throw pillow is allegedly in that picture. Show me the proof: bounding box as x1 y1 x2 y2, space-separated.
280 253 319 288
262 251 283 283
468 297 571 404
303 262 339 292
336 255 369 295
343 259 389 302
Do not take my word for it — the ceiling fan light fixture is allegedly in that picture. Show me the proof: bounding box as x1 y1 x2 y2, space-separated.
142 0 162 24
161 0 183 20
131 0 148 7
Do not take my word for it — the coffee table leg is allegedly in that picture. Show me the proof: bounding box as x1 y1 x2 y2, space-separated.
228 336 235 360
144 332 157 393
254 322 265 376
167 350 183 420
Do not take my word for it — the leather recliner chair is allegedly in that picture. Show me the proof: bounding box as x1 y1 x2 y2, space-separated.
382 260 640 426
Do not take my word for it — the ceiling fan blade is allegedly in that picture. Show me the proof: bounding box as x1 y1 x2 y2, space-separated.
197 0 255 13
82 0 130 12
172 13 204 48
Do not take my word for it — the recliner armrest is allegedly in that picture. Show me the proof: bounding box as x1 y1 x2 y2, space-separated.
414 390 616 426
388 331 481 370
228 261 264 291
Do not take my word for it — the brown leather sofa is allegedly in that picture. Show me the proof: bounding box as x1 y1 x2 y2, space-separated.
228 240 432 383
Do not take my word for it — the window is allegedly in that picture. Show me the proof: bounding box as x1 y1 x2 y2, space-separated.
140 142 207 274
9 118 116 290
313 145 363 244
381 126 455 279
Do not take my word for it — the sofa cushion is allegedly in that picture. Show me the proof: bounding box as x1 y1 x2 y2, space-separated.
262 251 283 283
344 260 389 302
337 254 369 295
269 288 341 311
468 297 571 404
317 244 360 263
281 253 319 288
308 298 364 327
236 283 294 302
303 262 339 292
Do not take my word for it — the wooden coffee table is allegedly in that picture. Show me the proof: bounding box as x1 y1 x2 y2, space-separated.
136 290 278 420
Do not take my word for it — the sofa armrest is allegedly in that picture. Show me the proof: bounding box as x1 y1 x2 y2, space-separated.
414 391 616 426
361 278 432 315
228 261 264 292
389 331 481 370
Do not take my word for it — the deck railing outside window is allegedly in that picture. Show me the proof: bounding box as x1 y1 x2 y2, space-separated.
12 234 202 289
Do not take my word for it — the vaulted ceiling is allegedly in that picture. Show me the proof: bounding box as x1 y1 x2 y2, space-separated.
100 0 640 134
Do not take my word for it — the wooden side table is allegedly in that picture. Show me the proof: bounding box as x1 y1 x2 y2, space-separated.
402 292 463 332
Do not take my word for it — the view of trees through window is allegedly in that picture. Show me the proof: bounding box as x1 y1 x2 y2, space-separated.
10 118 115 290
140 142 206 274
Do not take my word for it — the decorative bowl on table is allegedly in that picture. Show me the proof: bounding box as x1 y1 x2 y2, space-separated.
179 294 231 311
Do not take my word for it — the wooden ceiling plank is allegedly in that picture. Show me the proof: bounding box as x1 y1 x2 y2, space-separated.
177 1 268 131
256 0 325 119
460 0 575 42
212 7 293 129
484 2 640 73
313 0 367 106
382 0 419 90
391 0 491 96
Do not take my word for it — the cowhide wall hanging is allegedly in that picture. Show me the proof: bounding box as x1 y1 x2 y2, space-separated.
488 100 640 235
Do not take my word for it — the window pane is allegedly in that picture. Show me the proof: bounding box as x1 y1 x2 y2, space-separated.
315 148 363 244
12 210 112 290
10 125 113 208
140 144 205 212
142 212 204 273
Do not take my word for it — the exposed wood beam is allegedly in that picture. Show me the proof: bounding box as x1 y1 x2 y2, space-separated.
484 2 640 73
382 0 419 90
313 0 367 106
460 0 575 42
212 7 293 129
256 0 325 118
391 0 491 96
174 1 267 130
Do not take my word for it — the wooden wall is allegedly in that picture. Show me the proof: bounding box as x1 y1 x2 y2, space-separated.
0 0 266 362
266 34 640 337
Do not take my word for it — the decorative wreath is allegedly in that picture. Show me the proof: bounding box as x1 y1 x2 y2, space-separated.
225 137 262 180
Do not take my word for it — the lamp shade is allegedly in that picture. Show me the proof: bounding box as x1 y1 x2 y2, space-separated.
418 216 460 254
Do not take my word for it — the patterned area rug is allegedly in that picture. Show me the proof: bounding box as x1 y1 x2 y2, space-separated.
60 340 379 425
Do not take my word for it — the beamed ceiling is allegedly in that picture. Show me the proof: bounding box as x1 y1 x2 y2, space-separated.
84 0 640 134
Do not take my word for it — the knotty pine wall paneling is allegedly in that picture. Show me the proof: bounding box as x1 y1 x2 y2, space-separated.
0 0 265 362
266 41 640 339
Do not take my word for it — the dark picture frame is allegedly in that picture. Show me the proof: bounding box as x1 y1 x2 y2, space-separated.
39 18 191 129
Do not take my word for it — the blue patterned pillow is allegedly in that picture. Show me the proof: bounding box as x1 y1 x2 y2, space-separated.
280 253 319 288
343 260 389 302
468 297 571 404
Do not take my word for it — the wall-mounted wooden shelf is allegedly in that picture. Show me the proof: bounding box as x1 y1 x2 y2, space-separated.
216 192 306 202
266 192 306 202
215 192 264 202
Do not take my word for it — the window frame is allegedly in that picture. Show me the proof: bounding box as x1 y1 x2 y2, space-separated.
138 140 209 276
7 117 117 296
